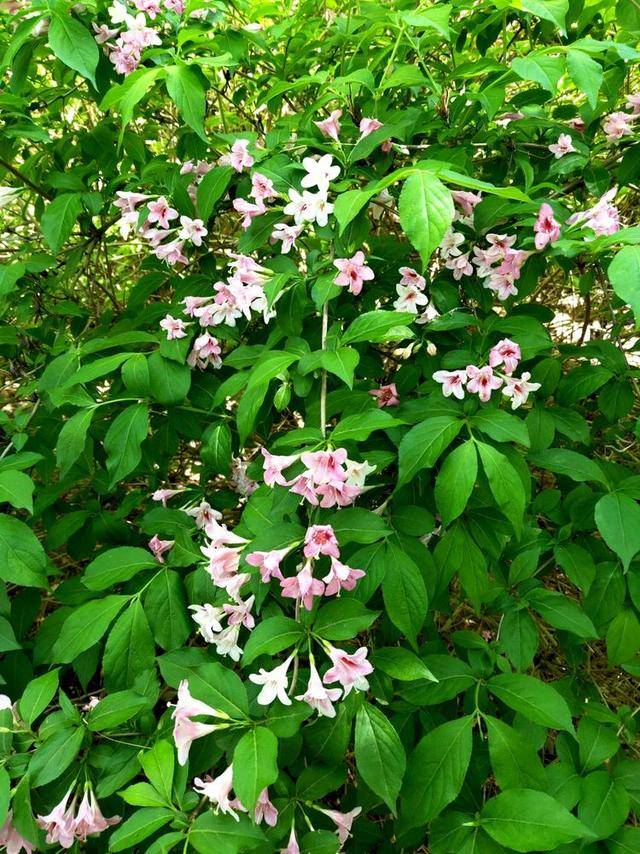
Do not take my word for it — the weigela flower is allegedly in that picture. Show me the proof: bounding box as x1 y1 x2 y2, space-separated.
2 811 35 853
304 524 340 559
159 314 188 340
398 266 426 289
271 222 303 253
187 332 222 370
222 139 254 172
193 765 245 820
261 448 299 486
318 806 362 845
393 283 429 313
178 215 207 246
148 534 174 562
322 557 365 596
250 172 277 203
502 372 541 409
185 500 221 529
170 680 228 765
489 338 521 375
189 603 225 642
233 197 266 229
151 487 183 506
37 786 77 849
281 826 301 854
280 562 325 610
73 788 121 842
433 370 467 400
147 196 178 228
249 653 295 705
438 229 465 261
314 108 342 141
333 251 374 295
548 133 576 158
246 546 291 582
369 383 399 407
301 154 340 191
603 111 635 141
445 251 473 280
295 656 341 717
254 788 278 827
323 645 373 695
359 117 383 137
466 365 503 402
534 203 561 250
223 594 255 629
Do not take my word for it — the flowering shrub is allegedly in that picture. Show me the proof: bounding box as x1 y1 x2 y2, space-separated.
1 0 640 851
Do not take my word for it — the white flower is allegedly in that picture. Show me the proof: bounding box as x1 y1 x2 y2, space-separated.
301 154 340 191
249 654 294 705
295 657 341 717
189 604 225 642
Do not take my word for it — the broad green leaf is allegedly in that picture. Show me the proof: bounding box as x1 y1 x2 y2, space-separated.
398 416 463 487
485 715 547 791
189 812 265 854
165 62 206 138
355 704 406 813
519 0 568 31
480 788 593 851
29 726 85 787
313 599 379 641
577 771 629 840
608 246 640 327
201 422 232 475
511 54 566 92
148 351 191 405
87 689 149 731
103 599 156 691
0 514 47 587
232 727 278 811
577 717 619 772
567 49 603 108
0 616 19 652
594 492 640 570
435 440 477 525
19 669 59 727
159 658 249 720
83 546 158 591
382 544 427 648
399 4 451 38
145 570 191 652
400 716 473 830
52 595 130 663
488 673 575 732
606 609 640 665
56 408 94 476
477 441 526 535
139 740 175 806
109 808 175 852
330 508 391 544
242 616 304 665
48 12 99 86
526 588 597 638
331 409 402 443
341 310 415 345
40 193 82 253
470 410 529 446
197 166 233 221
398 171 454 263
371 647 437 682
104 403 149 488
528 449 607 485
0 470 33 512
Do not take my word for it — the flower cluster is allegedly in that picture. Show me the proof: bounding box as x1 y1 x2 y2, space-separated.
0 812 33 854
37 785 120 849
262 448 371 508
568 187 621 237
392 266 437 321
93 1 165 76
433 338 541 409
472 234 531 301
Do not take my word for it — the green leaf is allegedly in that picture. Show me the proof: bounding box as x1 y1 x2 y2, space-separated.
100 66 163 133
330 508 391 544
56 408 94 476
435 440 477 525
165 62 206 138
520 0 569 31
355 704 406 813
189 812 265 854
158 658 249 720
331 409 402 443
609 244 640 327
232 727 279 811
0 767 8 828
480 789 593 851
40 193 82 253
594 492 640 570
477 441 526 536
333 188 375 234
103 599 156 691
606 609 640 665
201 423 232 475
139 740 175 805
526 588 597 638
577 717 619 772
197 166 233 222
511 54 566 92
104 403 149 488
0 514 47 587
470 410 530 446
83 546 158 591
48 12 99 86
398 416 463 487
488 673 575 732
372 647 436 681
341 310 415 345
313 599 379 641
554 543 596 594
242 616 304 665
499 608 538 671
485 715 547 791
0 616 19 652
30 726 85 786
382 544 427 648
145 570 191 652
567 49 603 108
19 669 59 727
87 689 149 731
399 4 451 38
528 449 607 485
0 470 33 513
109 808 175 852
52 594 130 663
577 771 629 840
400 716 473 830
398 171 454 264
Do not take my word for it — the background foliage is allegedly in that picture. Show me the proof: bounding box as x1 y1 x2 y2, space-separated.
1 0 640 851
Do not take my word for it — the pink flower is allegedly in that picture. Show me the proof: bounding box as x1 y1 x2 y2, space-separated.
281 562 325 610
315 481 362 508
489 338 521 375
534 203 561 250
114 190 149 212
250 172 277 203
193 765 245 820
369 383 399 407
393 283 429 313
93 22 119 43
281 826 300 854
548 133 576 158
147 196 178 229
37 786 77 849
466 365 503 402
626 93 640 114
314 109 342 141
271 223 302 254
187 332 222 370
569 188 621 236
223 139 254 172
502 372 541 409
249 653 295 705
232 197 266 229
603 111 635 141
151 488 183 506
495 111 524 126
301 154 340 191
1 811 35 854
359 117 383 137
73 788 120 842
433 369 467 400
451 190 482 217
154 239 188 266
322 557 365 596
254 789 278 827
289 474 319 505
223 595 255 629
301 449 347 487
398 266 426 289
185 500 221 529
159 314 188 340
189 603 225 642
148 535 173 563
178 215 207 246
295 656 341 717
445 251 473 280
333 251 374 295
304 524 340 559
319 806 362 845
323 646 373 695
170 679 227 765
261 448 299 486
246 547 291 582
568 117 586 132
